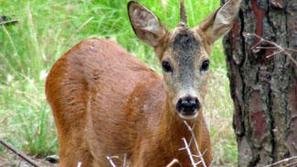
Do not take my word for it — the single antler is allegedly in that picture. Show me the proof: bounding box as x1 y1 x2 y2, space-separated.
179 0 187 27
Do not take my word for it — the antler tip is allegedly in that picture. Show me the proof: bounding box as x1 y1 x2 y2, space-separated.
179 0 187 27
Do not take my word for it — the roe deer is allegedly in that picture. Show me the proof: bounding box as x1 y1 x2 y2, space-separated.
46 0 241 166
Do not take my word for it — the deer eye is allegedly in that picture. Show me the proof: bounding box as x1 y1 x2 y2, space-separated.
162 61 173 73
200 60 210 71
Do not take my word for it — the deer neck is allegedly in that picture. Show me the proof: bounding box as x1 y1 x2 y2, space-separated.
134 86 205 166
155 94 201 152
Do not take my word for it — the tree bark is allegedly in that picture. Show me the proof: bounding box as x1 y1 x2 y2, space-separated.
223 0 297 166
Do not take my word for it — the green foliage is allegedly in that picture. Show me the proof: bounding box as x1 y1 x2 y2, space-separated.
0 0 236 165
0 0 222 77
0 78 57 156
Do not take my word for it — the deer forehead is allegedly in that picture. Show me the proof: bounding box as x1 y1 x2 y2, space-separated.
165 28 208 65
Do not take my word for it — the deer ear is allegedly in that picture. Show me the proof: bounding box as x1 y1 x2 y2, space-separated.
128 1 167 47
198 0 241 44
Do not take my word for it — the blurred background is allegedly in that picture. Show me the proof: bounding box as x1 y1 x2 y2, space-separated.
0 0 236 166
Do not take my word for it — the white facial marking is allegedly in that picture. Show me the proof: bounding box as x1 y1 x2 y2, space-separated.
178 111 199 120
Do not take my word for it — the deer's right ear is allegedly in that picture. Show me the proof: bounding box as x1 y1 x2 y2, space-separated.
128 1 167 47
198 0 241 44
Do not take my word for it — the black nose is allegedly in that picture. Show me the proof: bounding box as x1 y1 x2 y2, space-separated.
176 96 200 115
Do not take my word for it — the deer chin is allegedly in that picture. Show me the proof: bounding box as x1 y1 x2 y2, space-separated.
177 110 199 120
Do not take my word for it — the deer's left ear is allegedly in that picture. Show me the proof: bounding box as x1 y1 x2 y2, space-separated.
128 1 167 47
197 0 241 44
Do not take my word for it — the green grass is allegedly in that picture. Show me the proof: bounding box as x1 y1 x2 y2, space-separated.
0 0 236 165
0 79 57 156
205 69 237 166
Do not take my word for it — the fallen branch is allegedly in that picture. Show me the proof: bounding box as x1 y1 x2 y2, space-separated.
0 139 39 167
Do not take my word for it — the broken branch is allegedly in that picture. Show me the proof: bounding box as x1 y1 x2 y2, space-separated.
0 139 39 167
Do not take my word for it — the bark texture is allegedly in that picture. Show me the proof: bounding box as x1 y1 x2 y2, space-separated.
223 0 297 166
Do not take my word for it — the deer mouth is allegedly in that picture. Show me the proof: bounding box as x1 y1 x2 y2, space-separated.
177 109 199 120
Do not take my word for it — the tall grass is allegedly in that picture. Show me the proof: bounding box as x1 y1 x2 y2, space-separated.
0 78 57 156
0 0 236 165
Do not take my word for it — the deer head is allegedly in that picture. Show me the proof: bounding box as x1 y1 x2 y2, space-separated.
128 0 241 120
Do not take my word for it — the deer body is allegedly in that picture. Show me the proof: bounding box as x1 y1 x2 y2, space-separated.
46 39 211 166
46 1 241 166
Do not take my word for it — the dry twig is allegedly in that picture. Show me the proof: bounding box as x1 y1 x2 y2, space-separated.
178 121 207 167
0 20 18 26
264 156 297 167
106 156 118 167
106 155 129 167
122 153 127 167
0 139 39 167
0 16 17 26
243 33 297 67
106 121 208 167
166 158 182 167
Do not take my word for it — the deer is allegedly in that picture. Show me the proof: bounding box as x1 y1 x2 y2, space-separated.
45 0 241 166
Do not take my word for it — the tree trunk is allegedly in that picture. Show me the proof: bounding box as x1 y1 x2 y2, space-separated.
223 0 297 166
